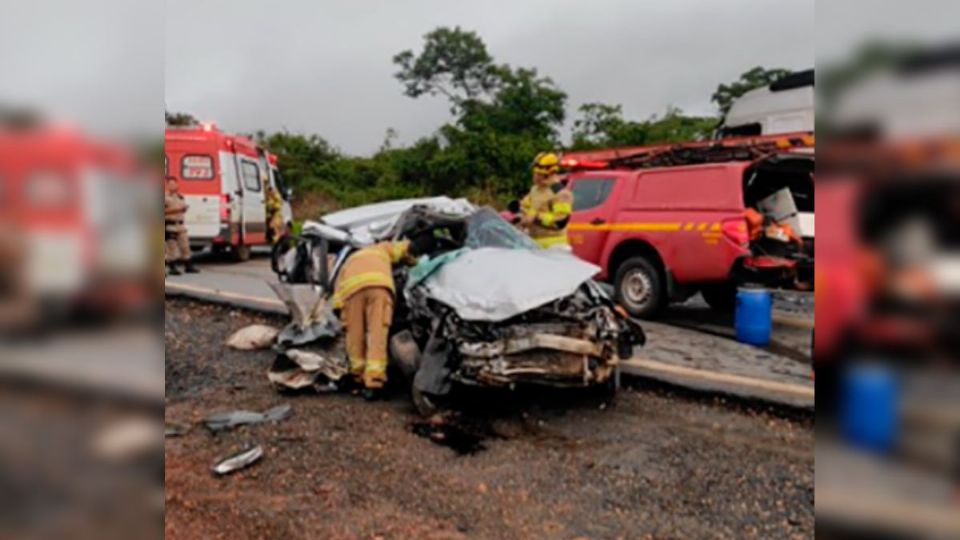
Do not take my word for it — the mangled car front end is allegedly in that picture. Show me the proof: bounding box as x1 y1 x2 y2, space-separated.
273 198 645 412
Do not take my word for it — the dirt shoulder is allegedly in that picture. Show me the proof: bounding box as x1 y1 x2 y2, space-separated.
165 298 813 539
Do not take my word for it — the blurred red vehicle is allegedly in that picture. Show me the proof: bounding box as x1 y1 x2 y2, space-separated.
0 124 152 325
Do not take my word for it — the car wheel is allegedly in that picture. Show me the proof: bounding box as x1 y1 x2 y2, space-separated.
701 282 737 312
233 244 251 262
614 256 664 318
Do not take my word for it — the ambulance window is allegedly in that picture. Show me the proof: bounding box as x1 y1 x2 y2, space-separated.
273 168 286 193
181 155 214 179
241 161 261 192
572 178 614 211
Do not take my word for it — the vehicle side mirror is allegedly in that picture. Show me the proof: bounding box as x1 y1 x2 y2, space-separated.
507 199 521 214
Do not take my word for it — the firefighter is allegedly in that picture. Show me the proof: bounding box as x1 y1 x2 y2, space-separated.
332 234 433 399
265 183 285 244
164 176 199 275
520 151 574 250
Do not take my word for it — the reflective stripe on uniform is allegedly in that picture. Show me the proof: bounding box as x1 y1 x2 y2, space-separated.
535 233 570 249
552 201 573 215
365 358 387 375
349 249 390 264
363 358 387 389
349 358 365 374
333 272 394 307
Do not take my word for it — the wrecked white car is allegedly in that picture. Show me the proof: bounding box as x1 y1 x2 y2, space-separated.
272 198 645 414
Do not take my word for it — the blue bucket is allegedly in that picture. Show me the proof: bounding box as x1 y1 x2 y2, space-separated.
841 365 899 453
735 287 772 346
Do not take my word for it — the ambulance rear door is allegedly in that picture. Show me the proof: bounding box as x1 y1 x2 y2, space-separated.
178 153 221 240
237 157 267 244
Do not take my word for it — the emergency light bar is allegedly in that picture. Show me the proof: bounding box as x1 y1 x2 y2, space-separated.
559 158 609 170
560 132 815 172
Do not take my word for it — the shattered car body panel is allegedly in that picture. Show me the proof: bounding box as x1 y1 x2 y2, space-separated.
273 199 646 403
404 276 643 394
416 247 601 322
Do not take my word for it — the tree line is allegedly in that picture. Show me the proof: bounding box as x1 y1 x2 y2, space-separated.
167 27 792 211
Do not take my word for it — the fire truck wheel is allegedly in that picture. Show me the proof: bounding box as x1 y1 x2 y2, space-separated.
233 244 251 262
701 282 737 312
614 256 664 318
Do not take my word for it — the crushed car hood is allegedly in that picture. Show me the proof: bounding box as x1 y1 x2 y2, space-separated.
413 247 601 322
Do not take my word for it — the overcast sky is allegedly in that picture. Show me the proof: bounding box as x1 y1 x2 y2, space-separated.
0 0 163 138
166 0 814 155
4 1 957 147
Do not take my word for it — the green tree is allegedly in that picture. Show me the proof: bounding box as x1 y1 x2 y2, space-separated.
164 111 198 126
571 103 717 149
393 26 500 111
255 131 341 192
393 26 567 201
711 66 793 114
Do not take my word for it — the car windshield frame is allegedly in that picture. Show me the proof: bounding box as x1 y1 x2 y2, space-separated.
465 207 539 250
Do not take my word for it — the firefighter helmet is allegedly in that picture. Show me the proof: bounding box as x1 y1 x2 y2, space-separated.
532 151 560 176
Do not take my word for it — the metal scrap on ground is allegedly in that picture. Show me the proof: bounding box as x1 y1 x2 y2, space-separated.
212 445 264 476
203 404 293 433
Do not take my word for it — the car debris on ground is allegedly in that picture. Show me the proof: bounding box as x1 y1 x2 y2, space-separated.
211 445 264 476
165 421 190 438
265 198 645 414
225 324 280 350
203 404 292 433
267 282 341 346
267 347 347 391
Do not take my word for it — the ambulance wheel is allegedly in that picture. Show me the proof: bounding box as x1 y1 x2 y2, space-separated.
614 256 664 318
233 244 251 262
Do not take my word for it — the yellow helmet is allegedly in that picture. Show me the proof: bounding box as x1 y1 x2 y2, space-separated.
532 151 560 176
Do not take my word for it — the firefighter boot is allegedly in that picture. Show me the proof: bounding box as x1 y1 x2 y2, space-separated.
361 387 383 401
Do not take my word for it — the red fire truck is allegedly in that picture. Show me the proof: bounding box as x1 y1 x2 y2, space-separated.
557 133 815 317
164 123 292 260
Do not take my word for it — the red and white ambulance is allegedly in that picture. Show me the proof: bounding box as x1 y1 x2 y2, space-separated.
164 123 292 260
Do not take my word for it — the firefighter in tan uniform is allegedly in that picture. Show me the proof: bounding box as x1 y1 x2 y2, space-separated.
164 176 199 275
520 152 575 250
265 184 285 244
332 235 432 398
